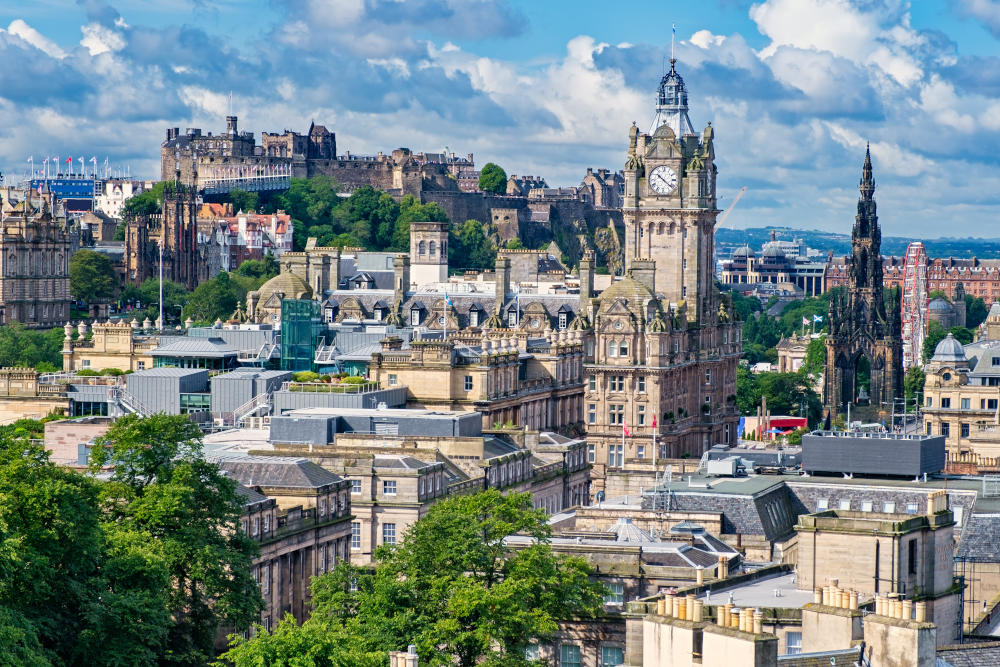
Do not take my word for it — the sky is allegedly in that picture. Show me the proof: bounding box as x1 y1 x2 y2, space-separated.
2 0 1000 237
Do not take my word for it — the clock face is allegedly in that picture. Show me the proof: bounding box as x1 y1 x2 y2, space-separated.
649 165 678 195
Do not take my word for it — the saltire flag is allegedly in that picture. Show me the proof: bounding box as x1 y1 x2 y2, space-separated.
813 314 823 322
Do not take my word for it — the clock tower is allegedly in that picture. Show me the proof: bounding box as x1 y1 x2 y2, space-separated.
622 58 718 323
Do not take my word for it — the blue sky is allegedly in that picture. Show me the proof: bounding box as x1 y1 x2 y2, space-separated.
2 0 1000 237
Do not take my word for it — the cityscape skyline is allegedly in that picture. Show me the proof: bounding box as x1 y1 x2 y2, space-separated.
1 0 1000 237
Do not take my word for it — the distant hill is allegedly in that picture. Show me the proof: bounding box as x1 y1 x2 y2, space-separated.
715 227 1000 260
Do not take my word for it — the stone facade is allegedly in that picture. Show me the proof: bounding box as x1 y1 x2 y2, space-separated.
824 148 903 415
124 182 208 290
583 60 741 497
0 193 71 327
62 320 158 372
409 221 448 287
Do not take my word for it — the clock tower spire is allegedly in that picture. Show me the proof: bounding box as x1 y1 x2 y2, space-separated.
622 58 718 323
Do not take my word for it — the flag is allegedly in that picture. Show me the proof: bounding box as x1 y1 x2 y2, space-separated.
445 292 453 307
813 314 823 322
802 317 809 325
623 422 631 438
652 414 658 428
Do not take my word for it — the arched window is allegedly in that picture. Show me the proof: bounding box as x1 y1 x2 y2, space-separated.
609 340 618 357
418 241 426 255
429 241 437 256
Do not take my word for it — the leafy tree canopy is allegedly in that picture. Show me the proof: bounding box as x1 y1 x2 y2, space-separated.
70 249 117 303
478 163 507 195
922 320 974 363
0 324 64 369
904 366 926 413
737 366 823 426
450 219 497 271
121 181 167 220
966 294 989 329
227 188 260 214
222 490 606 667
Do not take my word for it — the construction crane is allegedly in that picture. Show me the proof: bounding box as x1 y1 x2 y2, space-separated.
716 186 747 229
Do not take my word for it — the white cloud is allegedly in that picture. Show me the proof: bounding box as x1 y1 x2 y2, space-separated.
919 76 975 133
824 122 934 177
80 22 125 56
7 19 67 58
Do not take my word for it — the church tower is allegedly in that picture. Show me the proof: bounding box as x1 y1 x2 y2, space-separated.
621 59 718 323
824 147 903 415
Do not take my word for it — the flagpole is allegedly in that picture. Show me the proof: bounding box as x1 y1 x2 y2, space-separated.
652 422 657 468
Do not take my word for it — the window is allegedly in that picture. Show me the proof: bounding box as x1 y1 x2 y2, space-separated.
411 309 421 326
560 645 582 667
82 359 90 368
941 397 951 408
905 503 919 514
351 522 361 549
638 376 645 392
588 376 596 391
962 398 971 409
588 444 595 463
610 375 625 391
601 646 624 666
942 422 950 437
525 645 540 661
319 499 326 517
418 240 426 255
383 480 397 496
908 540 917 575
705 369 712 384
990 399 999 410
637 405 645 425
464 375 473 391
559 312 567 329
883 502 896 513
608 404 624 425
862 501 873 512
604 581 624 605
816 498 829 511
926 422 932 435
608 444 624 467
252 517 259 536
993 356 1000 366
962 423 970 438
839 499 851 511
609 340 617 357
926 397 933 407
508 310 518 327
429 241 436 255
382 523 396 545
619 341 629 357
470 310 479 327
587 404 596 424
637 444 645 459
785 631 802 655
351 479 361 494
137 361 145 370
388 374 398 386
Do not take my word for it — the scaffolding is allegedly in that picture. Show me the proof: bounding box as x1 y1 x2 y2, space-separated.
901 242 928 369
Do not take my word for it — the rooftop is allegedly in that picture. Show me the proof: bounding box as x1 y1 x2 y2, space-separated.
284 406 480 420
150 337 239 358
698 572 815 609
213 455 344 489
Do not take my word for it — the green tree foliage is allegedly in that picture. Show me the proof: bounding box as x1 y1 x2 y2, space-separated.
222 491 605 667
505 238 525 249
737 367 823 426
726 290 762 320
778 295 829 335
183 271 242 323
271 176 343 250
121 182 167 220
0 324 64 369
966 294 989 329
904 366 926 412
922 321 974 363
120 278 188 325
800 335 827 377
90 415 262 665
477 162 507 195
69 249 117 303
227 188 260 214
742 314 783 364
450 219 497 271
235 255 279 280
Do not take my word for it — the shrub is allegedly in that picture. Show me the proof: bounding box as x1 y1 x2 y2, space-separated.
76 369 99 376
341 376 366 384
292 371 319 383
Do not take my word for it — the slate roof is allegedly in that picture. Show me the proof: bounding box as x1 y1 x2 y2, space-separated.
213 455 344 489
373 455 436 470
937 643 1000 667
957 514 1000 561
235 483 271 507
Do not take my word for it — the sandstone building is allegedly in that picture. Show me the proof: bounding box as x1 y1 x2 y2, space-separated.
582 59 741 495
0 191 72 327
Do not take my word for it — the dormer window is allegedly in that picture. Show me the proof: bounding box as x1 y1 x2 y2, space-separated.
558 312 567 330
411 308 421 326
508 310 518 327
470 309 479 327
374 307 384 320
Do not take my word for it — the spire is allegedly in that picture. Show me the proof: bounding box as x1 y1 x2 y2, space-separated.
859 143 874 201
652 58 695 137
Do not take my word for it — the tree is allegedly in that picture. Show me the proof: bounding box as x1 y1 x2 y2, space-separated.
800 335 827 377
738 367 822 426
183 271 241 323
119 278 188 324
0 324 65 369
478 162 508 195
235 256 279 281
736 365 762 415
222 491 605 667
91 415 261 665
122 182 167 220
450 219 496 271
966 294 989 329
70 249 117 303
228 189 259 214
922 321 974 363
